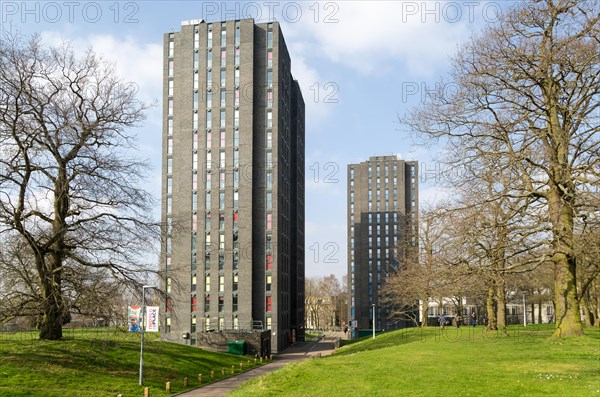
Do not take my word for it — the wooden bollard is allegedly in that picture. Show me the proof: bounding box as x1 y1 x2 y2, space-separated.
247 359 251 366
260 357 263 363
221 368 225 376
183 377 189 387
210 370 215 378
143 387 150 397
198 373 202 383
269 355 272 361
166 381 171 392
231 365 235 374
254 358 257 364
240 362 243 370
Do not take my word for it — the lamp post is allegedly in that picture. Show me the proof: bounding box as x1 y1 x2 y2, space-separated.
522 293 527 327
139 285 155 386
372 304 376 339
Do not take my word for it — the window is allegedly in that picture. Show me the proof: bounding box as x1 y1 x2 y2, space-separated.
205 172 211 190
266 255 272 270
234 129 239 147
267 71 272 87
167 138 173 155
220 90 226 107
206 91 212 108
207 50 212 67
232 295 238 312
267 30 273 48
266 213 272 230
207 27 212 47
220 130 226 147
168 80 173 96
234 88 240 107
220 27 226 46
205 212 211 231
167 158 172 174
266 296 272 312
168 60 173 76
233 170 239 189
220 110 226 128
218 296 224 313
219 275 224 292
168 99 173 115
267 51 272 68
206 111 212 129
220 70 226 87
221 49 226 67
191 296 197 312
266 192 272 209
205 275 211 292
266 131 272 148
168 40 174 57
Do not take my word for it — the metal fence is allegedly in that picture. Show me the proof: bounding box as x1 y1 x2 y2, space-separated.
0 322 138 343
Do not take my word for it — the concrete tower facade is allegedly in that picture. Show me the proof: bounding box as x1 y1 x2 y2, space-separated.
347 156 418 333
161 18 305 353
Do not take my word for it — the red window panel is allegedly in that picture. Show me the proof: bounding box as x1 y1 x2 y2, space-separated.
266 296 272 312
191 296 197 312
266 255 273 270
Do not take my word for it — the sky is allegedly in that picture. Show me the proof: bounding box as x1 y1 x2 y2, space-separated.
0 0 517 279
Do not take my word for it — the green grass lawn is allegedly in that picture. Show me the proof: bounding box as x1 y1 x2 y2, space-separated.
0 328 262 397
229 324 600 397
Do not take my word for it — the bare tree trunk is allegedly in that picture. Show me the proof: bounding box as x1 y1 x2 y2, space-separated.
581 300 593 328
496 281 508 335
486 285 497 330
420 296 428 329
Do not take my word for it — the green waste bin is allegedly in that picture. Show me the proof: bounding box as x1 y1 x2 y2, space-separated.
227 340 246 355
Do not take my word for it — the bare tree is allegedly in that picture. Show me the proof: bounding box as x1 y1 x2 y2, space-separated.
0 34 158 339
381 205 450 328
404 0 599 337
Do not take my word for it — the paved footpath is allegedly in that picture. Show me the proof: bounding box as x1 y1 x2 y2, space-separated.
175 335 340 397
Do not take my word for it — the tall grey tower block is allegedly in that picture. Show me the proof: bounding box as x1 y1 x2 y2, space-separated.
161 18 305 353
347 156 418 334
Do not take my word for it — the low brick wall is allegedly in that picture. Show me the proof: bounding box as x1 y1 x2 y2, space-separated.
196 330 271 357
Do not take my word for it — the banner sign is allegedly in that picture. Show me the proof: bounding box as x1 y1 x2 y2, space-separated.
128 305 141 332
145 306 159 332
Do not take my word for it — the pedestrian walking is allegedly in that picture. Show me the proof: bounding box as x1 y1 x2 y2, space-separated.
471 311 477 327
438 313 446 330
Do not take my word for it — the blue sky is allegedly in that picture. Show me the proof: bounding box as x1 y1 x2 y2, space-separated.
1 1 514 279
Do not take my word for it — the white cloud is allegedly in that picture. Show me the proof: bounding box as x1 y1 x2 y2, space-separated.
39 31 162 108
282 1 473 77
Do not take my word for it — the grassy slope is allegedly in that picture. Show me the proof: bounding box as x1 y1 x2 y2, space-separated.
0 330 260 397
228 324 600 397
